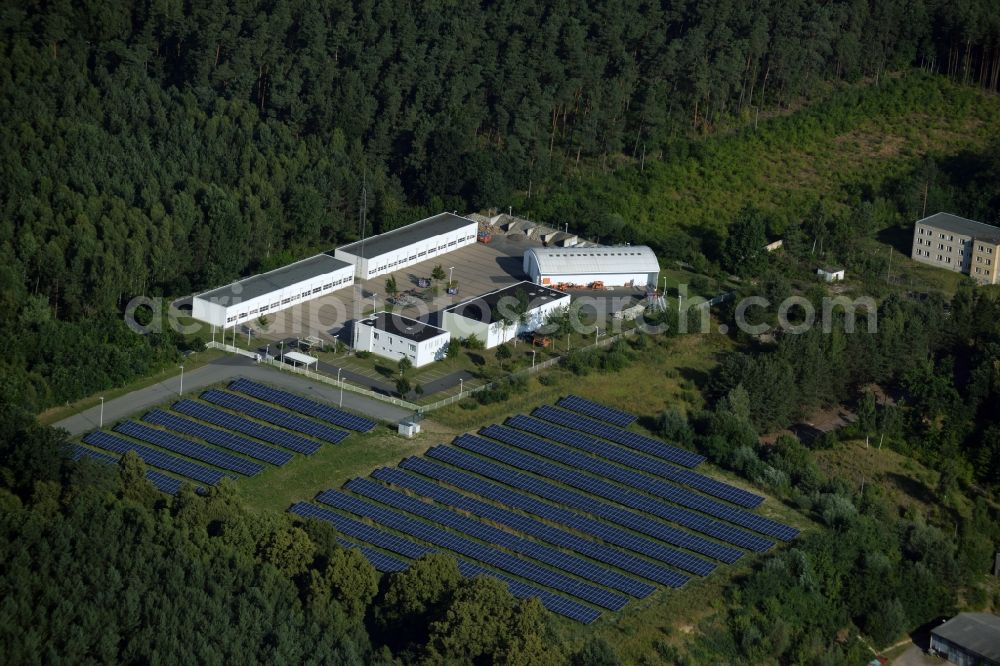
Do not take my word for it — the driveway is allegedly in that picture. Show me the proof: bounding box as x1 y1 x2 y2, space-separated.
52 355 414 436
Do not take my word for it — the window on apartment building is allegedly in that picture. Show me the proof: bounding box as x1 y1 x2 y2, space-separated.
919 228 924 234
978 256 983 263
937 255 943 261
940 233 946 239
988 259 993 266
977 268 982 274
946 257 951 263
373 332 379 340
960 249 964 255
949 235 954 241
989 248 994 254
979 245 985 251
409 343 416 352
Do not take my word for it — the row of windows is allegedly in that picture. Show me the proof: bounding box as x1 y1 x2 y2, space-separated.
371 331 421 353
914 249 952 264
366 235 475 277
224 276 352 323
976 256 993 266
977 244 994 253
918 227 956 241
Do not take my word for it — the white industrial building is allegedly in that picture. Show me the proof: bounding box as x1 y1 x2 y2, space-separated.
353 312 451 367
441 281 570 349
335 212 478 279
523 245 660 288
192 253 354 328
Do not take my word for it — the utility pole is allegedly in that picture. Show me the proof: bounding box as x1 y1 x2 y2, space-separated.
178 365 184 396
99 397 104 428
338 367 344 407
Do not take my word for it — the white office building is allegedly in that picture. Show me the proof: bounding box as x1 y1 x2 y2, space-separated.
523 245 660 288
441 281 570 349
335 212 478 279
354 312 451 367
191 253 354 328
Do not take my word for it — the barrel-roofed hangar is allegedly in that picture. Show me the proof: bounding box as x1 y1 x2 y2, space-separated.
523 245 660 288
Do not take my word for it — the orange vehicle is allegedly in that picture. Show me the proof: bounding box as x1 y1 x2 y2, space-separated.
589 280 605 289
532 334 552 348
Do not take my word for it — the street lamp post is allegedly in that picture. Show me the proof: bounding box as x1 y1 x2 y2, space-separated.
247 326 251 346
265 344 269 362
449 266 455 284
531 350 536 368
662 275 667 295
459 378 464 397
178 365 184 396
280 340 284 363
337 367 344 407
595 327 600 345
99 397 104 428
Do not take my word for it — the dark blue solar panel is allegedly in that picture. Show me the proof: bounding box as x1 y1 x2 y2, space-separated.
229 378 376 432
481 424 794 541
508 414 764 508
337 539 410 573
456 561 601 624
289 502 599 623
72 444 195 496
410 452 740 566
114 421 264 476
373 466 695 584
533 405 706 468
82 431 230 486
345 477 655 598
201 390 348 444
144 409 293 466
172 400 321 455
557 395 636 427
316 488 628 610
448 435 775 553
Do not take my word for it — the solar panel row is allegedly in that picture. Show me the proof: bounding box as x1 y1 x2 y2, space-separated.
114 420 264 476
415 449 741 565
144 409 293 466
373 466 695 585
455 560 601 624
533 405 706 468
345 477 655 598
451 435 774 553
557 395 636 427
201 390 349 445
337 539 410 573
316 488 628 610
172 400 321 455
71 444 186 495
82 431 231 486
482 424 796 541
229 378 376 432
289 502 599 623
508 414 764 508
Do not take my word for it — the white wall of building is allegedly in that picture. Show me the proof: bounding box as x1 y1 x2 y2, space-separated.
354 316 451 368
523 246 659 288
441 291 570 349
335 221 477 279
192 265 354 328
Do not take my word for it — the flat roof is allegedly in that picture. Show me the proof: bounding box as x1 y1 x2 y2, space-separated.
360 311 448 343
918 212 1000 243
196 252 350 303
283 351 318 366
931 613 1000 661
338 212 476 259
444 281 567 325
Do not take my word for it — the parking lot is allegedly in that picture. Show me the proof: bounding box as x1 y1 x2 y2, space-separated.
257 234 542 343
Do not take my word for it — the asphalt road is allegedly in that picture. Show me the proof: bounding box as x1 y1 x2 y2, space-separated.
52 355 414 436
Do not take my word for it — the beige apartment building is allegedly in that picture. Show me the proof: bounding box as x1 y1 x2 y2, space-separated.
911 212 1000 285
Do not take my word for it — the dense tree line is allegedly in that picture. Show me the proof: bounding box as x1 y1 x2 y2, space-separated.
0 411 594 665
2 0 1000 412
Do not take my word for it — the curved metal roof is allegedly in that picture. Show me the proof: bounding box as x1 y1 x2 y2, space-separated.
525 245 659 275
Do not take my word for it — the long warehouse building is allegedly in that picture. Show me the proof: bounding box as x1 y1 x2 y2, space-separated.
335 212 478 280
523 245 660 288
192 253 354 328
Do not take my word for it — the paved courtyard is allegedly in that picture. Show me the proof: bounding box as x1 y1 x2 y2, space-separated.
248 234 541 344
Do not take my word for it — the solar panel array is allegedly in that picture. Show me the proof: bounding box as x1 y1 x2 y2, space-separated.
114 420 264 476
82 431 230 486
289 501 600 623
451 434 775 552
345 476 655 598
481 424 796 542
317 488 628 610
420 446 743 564
229 378 377 432
144 409 293 466
557 395 636 427
507 414 764 508
533 405 706 468
336 539 410 573
72 444 195 495
173 399 322 455
201 389 349 444
372 466 693 586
